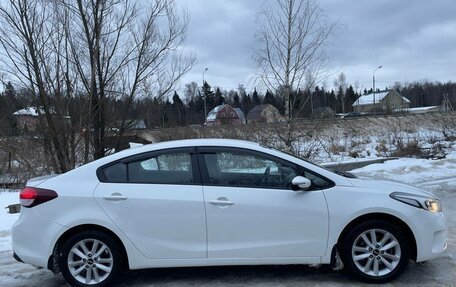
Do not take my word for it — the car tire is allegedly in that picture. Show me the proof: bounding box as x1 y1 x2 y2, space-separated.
59 230 124 287
341 220 409 283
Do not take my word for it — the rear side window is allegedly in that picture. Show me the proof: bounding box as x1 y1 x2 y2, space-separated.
100 151 195 185
128 153 193 184
103 162 127 183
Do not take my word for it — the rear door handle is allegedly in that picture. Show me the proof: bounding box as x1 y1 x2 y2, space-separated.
209 197 234 207
103 193 128 201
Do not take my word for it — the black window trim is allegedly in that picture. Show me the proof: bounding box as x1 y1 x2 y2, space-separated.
97 147 202 185
196 146 335 190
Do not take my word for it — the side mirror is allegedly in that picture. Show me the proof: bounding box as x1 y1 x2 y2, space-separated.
292 176 312 191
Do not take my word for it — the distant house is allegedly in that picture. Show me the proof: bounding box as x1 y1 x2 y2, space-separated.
246 104 282 123
13 106 71 133
206 104 245 126
12 107 44 132
352 90 410 113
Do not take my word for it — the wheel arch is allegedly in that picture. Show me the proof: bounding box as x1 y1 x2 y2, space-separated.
336 213 417 261
48 224 129 273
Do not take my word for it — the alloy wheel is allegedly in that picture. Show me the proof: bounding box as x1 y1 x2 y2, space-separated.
67 239 114 285
351 228 401 277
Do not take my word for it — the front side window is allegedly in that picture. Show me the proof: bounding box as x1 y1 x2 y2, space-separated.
129 153 193 184
203 151 298 189
301 170 334 189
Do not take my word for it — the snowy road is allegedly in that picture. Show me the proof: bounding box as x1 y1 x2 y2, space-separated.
1 156 455 287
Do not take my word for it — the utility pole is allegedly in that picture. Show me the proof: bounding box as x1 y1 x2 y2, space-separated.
372 66 382 115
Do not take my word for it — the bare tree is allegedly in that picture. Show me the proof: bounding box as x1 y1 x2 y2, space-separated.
334 72 347 114
0 0 84 173
184 81 199 104
252 0 336 154
253 0 336 118
0 0 194 171
62 0 194 159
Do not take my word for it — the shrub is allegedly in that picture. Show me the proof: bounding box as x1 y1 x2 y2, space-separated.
375 141 389 157
393 139 424 157
329 143 346 155
348 150 359 158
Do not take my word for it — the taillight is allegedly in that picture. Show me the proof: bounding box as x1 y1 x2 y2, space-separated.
20 187 58 208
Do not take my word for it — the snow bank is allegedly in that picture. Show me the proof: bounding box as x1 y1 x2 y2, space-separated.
0 191 19 253
352 150 456 191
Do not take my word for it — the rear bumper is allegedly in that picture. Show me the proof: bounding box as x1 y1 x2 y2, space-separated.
12 208 64 269
408 210 447 262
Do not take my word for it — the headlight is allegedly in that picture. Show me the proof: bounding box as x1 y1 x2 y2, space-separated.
390 192 442 212
424 199 442 212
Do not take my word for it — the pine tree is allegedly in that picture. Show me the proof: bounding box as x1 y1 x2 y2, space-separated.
241 94 253 114
262 89 276 107
252 88 261 106
172 91 185 126
214 87 225 106
318 86 328 107
312 86 323 111
0 82 19 135
4 82 17 99
275 92 285 115
336 86 344 113
172 91 183 106
328 90 338 112
3 81 19 111
344 85 357 112
202 81 215 111
232 92 241 108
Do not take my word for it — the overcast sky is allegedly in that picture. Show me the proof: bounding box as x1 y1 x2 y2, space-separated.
176 0 456 93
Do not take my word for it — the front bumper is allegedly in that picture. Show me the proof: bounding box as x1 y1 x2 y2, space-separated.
408 209 447 262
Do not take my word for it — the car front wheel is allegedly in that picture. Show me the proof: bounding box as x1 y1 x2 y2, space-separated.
341 220 409 283
59 230 124 287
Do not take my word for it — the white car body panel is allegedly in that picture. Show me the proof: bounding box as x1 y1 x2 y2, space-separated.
11 139 447 273
203 185 329 258
407 209 447 261
12 207 64 268
94 183 207 259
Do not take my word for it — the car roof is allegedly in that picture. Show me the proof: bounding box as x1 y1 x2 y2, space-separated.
89 138 261 166
134 138 260 152
159 138 258 147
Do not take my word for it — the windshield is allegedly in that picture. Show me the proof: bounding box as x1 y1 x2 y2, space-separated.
260 144 332 170
260 144 357 178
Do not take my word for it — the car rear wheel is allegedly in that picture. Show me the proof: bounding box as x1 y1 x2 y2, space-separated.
341 220 409 283
59 230 124 287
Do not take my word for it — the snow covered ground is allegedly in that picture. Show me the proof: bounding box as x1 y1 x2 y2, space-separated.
0 153 455 286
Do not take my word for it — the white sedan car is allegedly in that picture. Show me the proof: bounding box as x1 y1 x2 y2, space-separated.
12 139 447 286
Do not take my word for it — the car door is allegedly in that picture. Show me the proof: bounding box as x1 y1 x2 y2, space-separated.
94 147 207 259
198 147 330 259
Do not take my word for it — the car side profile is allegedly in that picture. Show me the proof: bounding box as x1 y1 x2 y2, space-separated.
12 139 447 286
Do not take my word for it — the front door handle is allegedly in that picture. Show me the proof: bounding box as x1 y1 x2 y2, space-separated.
103 193 128 201
209 197 234 207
